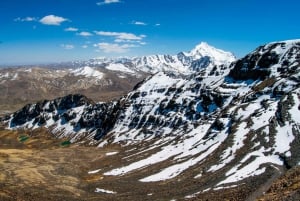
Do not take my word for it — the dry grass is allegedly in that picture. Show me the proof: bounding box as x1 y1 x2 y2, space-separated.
0 128 293 201
257 166 300 201
0 129 118 201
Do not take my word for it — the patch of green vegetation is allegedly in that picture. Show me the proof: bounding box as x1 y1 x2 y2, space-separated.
18 135 29 142
61 140 71 147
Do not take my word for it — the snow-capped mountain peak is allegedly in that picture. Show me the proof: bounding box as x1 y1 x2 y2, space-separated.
187 42 236 65
130 42 236 74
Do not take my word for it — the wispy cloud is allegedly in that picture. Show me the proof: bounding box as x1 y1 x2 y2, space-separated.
61 44 75 50
97 0 121 6
94 42 137 53
77 31 93 37
155 23 161 26
39 15 68 26
82 45 89 49
64 27 78 32
14 17 38 22
94 31 146 41
132 21 147 26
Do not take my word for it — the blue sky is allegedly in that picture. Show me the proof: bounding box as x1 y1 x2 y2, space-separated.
0 0 299 65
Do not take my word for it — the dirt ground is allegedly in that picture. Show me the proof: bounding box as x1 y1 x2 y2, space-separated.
0 129 120 201
0 128 292 201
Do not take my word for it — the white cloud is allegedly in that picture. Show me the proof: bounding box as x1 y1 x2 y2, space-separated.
132 21 147 26
77 31 93 37
114 39 146 45
94 42 138 53
155 23 161 26
39 15 68 26
95 31 146 41
97 0 121 6
61 44 75 50
14 17 37 22
65 27 78 32
114 39 132 43
82 45 88 49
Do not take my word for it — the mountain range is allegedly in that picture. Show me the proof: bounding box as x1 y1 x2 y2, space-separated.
1 40 300 200
0 42 235 114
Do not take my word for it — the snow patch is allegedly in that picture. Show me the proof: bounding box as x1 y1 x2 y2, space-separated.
95 188 117 194
106 63 135 74
71 66 103 79
106 152 119 156
88 169 102 174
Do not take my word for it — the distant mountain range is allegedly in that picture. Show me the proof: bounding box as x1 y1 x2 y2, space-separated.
0 42 235 113
47 41 236 74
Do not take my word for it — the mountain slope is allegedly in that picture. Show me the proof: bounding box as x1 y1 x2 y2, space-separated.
0 66 144 114
3 39 300 200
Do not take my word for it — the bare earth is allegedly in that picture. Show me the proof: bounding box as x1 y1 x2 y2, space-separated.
1 128 297 201
0 129 120 201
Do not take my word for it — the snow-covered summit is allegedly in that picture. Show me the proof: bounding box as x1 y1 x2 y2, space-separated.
130 42 236 74
186 42 236 65
61 42 237 76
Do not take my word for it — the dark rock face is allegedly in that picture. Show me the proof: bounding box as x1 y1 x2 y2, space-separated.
10 95 86 126
8 93 122 140
79 102 121 140
177 52 192 66
191 56 211 71
228 47 276 81
229 41 300 81
10 94 92 127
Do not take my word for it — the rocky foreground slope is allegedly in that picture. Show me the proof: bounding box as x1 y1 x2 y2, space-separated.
2 39 300 200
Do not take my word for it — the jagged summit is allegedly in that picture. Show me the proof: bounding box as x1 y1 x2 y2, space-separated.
131 42 236 74
185 42 236 64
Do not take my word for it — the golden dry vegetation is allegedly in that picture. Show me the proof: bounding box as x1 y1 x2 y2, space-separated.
1 127 298 201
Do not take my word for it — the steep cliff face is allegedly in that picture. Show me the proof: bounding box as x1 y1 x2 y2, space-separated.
7 94 120 142
229 40 300 80
4 40 300 197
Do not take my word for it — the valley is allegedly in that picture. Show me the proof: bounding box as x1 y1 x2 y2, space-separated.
0 128 292 201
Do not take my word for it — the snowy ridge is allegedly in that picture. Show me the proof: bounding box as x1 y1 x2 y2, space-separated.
105 63 135 74
130 42 236 74
63 42 236 75
187 42 235 65
0 42 235 89
4 39 300 196
71 66 104 80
